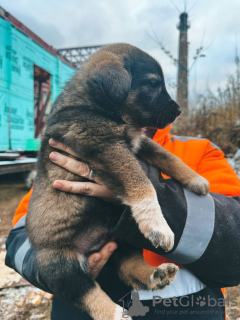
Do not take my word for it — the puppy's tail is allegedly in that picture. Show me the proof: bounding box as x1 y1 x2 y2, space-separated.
36 248 129 320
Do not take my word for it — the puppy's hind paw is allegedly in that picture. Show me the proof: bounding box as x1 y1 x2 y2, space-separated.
184 176 209 196
149 263 179 290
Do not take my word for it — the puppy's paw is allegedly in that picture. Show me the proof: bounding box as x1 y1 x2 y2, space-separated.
131 197 174 251
184 176 209 195
148 263 178 290
145 223 175 252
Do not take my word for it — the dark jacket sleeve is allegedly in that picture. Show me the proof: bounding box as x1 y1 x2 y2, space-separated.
112 161 240 288
5 161 240 290
5 216 52 292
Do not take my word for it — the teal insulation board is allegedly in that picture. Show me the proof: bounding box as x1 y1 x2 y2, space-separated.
0 17 75 151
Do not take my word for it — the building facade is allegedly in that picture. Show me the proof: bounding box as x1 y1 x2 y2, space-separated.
0 8 75 151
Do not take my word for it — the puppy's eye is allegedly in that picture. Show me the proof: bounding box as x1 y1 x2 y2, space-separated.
149 80 160 88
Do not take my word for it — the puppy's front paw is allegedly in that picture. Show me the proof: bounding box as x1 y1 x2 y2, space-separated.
184 176 209 195
149 263 178 290
145 223 175 252
131 196 174 251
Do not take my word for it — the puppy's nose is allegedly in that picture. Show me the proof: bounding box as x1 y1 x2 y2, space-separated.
175 106 181 116
170 100 181 116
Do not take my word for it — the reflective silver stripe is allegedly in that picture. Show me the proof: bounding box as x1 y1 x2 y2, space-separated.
14 238 31 274
13 215 26 229
170 135 221 151
165 189 215 265
138 269 206 300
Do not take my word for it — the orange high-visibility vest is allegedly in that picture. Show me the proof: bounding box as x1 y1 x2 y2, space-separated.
143 126 240 269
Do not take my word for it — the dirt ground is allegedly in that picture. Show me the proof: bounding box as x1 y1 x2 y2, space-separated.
1 173 240 319
0 174 29 245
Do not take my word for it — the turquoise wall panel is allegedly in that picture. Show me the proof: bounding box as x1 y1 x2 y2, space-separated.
0 17 75 151
9 94 34 151
0 19 11 87
0 91 9 151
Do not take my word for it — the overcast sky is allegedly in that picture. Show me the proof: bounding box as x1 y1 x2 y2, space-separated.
1 0 240 103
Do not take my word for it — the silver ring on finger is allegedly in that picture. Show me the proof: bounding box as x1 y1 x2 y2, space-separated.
89 169 95 180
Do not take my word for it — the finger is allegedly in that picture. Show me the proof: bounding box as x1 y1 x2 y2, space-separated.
88 252 102 267
89 242 118 268
49 150 103 184
88 253 102 279
49 152 91 178
49 139 108 185
49 138 78 157
98 241 118 259
53 180 115 198
88 242 118 279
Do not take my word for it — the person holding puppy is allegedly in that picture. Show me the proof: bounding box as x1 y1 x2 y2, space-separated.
6 125 240 319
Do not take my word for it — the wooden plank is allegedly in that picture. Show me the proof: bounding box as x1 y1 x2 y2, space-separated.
0 159 37 175
0 153 20 160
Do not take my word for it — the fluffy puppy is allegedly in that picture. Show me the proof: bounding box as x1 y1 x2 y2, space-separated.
26 43 209 320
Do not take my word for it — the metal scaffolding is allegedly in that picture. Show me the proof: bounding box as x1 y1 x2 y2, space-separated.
57 45 105 68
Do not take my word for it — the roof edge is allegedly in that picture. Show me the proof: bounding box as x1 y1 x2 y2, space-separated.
0 6 76 70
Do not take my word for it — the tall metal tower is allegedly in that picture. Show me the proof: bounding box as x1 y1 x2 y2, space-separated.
177 12 190 115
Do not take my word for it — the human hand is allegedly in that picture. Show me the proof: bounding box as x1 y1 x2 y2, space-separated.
48 138 117 202
88 241 118 279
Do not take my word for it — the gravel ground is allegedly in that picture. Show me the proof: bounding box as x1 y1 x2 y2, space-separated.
226 286 240 319
0 286 52 320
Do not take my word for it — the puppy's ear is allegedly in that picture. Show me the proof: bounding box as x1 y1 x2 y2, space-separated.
90 51 131 103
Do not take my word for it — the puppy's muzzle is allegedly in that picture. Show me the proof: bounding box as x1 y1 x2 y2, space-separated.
169 100 181 118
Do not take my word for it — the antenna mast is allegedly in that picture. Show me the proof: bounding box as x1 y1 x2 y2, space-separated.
177 12 190 115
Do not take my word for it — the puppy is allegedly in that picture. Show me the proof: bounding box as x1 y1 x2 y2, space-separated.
26 43 209 320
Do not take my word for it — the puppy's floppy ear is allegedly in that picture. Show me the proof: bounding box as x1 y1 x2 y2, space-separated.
91 51 131 103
